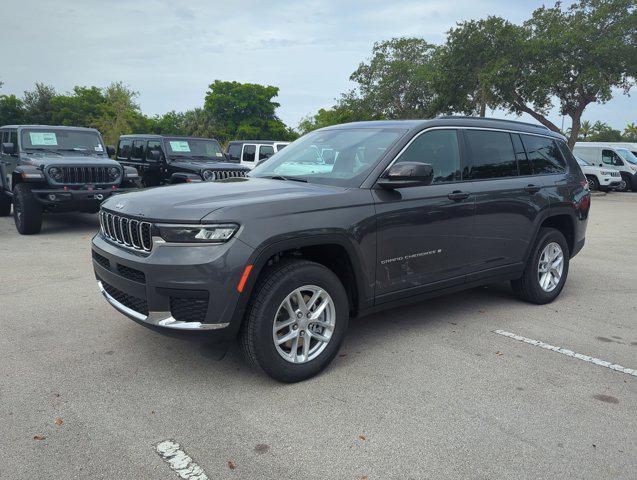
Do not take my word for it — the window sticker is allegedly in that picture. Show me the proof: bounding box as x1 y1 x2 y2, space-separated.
29 132 58 146
169 141 190 152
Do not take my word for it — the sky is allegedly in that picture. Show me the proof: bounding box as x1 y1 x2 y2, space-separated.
2 0 635 132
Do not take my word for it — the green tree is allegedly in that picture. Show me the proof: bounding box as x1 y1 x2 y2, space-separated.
204 80 296 143
95 82 146 145
50 86 107 127
22 83 57 124
0 94 26 125
624 122 637 141
588 121 623 141
579 120 593 139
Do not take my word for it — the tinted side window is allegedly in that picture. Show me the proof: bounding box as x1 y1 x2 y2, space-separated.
131 140 145 160
227 144 241 161
117 139 132 159
242 144 256 163
147 140 162 154
511 133 532 175
465 130 517 179
521 135 566 174
259 145 274 160
395 129 460 183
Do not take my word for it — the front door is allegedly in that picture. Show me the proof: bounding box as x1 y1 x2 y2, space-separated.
373 128 475 299
241 144 257 168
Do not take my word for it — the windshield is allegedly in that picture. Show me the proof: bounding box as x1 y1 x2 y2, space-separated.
21 129 106 155
249 128 407 187
617 148 637 165
165 138 224 160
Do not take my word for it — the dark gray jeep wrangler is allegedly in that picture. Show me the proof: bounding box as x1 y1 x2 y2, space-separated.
0 125 138 234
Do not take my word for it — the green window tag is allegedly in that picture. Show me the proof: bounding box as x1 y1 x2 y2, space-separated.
29 132 58 145
169 141 190 152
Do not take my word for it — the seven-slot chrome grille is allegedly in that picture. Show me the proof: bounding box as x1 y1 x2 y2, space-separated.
100 210 153 252
209 170 247 180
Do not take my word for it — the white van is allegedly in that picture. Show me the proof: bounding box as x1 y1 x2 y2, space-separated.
575 156 624 191
598 142 637 157
573 143 637 191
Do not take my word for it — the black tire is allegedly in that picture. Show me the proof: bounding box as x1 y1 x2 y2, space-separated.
0 191 11 216
13 183 42 235
618 173 631 192
586 175 599 191
511 228 569 305
240 260 349 383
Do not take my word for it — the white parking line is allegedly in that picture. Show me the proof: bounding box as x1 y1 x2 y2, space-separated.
493 329 637 377
156 440 209 480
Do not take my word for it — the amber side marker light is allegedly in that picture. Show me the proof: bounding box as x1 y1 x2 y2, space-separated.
237 265 253 293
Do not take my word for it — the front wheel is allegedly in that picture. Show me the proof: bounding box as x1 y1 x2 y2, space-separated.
618 174 631 192
511 228 569 304
13 183 43 234
240 260 349 382
586 175 599 191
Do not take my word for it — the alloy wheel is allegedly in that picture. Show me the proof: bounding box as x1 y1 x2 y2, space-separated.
537 242 564 292
272 285 336 364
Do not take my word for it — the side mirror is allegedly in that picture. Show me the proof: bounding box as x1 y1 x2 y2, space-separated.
378 162 434 189
2 142 15 155
148 149 162 161
106 145 116 157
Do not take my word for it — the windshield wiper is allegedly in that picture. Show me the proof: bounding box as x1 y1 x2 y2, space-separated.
260 175 308 183
27 148 62 156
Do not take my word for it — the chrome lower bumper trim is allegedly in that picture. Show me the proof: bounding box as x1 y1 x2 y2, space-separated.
97 281 229 331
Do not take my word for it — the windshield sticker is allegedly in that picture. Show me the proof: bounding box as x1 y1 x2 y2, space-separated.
94 144 104 152
170 141 190 152
29 132 58 146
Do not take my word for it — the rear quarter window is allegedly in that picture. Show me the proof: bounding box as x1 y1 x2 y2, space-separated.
521 135 566 174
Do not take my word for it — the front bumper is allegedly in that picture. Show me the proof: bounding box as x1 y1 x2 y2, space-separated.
32 186 135 207
91 232 253 341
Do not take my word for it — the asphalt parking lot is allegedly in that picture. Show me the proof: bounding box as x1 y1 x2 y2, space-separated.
1 193 635 480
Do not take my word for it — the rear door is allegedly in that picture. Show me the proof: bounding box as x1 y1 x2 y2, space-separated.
373 128 475 298
241 144 257 168
460 129 550 278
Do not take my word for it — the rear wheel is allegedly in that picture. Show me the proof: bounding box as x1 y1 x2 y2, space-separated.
13 184 42 234
511 228 569 304
0 191 11 216
240 260 349 382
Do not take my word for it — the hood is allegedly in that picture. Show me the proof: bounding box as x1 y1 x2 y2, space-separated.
101 177 346 223
169 159 248 171
22 153 119 168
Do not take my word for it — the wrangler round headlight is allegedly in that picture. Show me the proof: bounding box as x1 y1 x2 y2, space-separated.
156 224 239 243
48 167 63 181
202 170 215 181
107 167 120 181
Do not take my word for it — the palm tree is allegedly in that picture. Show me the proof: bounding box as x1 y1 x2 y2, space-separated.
579 120 592 139
624 122 637 141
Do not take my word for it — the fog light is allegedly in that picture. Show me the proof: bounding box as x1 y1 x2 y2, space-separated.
48 194 57 201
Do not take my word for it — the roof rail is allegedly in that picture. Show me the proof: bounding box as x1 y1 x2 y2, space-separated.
436 115 551 131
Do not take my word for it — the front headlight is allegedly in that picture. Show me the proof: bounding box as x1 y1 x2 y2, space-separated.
600 170 612 176
108 166 121 181
156 223 239 243
48 167 63 181
202 170 215 181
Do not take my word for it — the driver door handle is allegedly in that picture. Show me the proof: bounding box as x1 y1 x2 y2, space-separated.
447 190 470 201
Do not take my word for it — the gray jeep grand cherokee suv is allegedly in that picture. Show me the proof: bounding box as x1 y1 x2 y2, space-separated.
92 117 590 382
